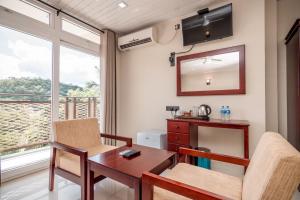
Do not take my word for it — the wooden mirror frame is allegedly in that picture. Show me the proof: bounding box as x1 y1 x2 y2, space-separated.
177 45 246 96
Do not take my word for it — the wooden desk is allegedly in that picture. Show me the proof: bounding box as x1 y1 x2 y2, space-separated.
87 144 176 200
167 118 250 159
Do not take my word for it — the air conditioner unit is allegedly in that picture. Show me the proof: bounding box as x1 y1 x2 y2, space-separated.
118 27 157 51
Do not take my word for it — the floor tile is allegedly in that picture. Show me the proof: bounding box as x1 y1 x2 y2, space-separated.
0 170 134 200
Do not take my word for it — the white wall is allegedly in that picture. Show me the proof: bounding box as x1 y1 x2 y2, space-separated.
117 0 266 177
265 0 278 132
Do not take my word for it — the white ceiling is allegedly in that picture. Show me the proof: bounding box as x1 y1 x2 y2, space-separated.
43 0 219 33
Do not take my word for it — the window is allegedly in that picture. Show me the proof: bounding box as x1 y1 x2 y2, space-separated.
62 19 100 44
0 25 52 171
0 0 101 181
59 46 100 120
0 0 50 24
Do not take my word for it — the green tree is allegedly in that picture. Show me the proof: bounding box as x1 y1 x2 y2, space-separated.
0 77 83 101
67 81 99 97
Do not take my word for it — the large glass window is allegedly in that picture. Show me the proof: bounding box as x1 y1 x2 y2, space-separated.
0 0 101 182
59 46 100 120
0 26 52 170
0 0 50 25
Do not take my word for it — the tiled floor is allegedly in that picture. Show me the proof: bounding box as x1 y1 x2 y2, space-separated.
0 170 134 200
2 169 300 200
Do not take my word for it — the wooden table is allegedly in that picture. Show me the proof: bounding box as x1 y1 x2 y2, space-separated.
167 118 250 159
87 144 176 200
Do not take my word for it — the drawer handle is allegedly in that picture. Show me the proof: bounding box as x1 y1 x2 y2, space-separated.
176 126 180 129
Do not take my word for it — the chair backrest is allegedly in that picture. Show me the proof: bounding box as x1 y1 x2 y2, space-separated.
242 132 300 200
53 118 101 149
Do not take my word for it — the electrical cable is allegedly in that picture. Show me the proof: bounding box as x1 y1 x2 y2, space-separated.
157 29 178 45
169 44 195 66
170 110 178 118
175 44 195 55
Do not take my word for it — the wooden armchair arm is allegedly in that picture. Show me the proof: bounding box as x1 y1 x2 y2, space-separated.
179 147 250 166
100 133 132 146
142 172 230 200
49 141 88 184
51 141 88 157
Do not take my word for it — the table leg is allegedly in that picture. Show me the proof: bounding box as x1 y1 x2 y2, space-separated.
243 126 249 173
87 167 94 200
244 127 249 159
133 179 141 200
171 154 176 168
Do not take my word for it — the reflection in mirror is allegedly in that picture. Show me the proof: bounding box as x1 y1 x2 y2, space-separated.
181 52 240 92
177 45 245 96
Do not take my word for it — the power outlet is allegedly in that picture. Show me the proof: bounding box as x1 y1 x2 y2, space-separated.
169 52 175 67
166 106 180 111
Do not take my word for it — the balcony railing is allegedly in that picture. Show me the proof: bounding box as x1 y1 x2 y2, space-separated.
0 93 100 155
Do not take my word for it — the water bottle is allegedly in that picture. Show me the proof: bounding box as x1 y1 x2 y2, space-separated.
220 106 225 120
225 106 231 120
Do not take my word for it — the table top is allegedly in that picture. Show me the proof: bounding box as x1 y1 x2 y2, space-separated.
88 144 176 178
168 118 249 127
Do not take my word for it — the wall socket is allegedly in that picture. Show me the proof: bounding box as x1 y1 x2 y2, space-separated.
169 52 175 67
166 106 180 111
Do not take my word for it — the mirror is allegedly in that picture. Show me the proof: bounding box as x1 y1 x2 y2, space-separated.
177 45 245 96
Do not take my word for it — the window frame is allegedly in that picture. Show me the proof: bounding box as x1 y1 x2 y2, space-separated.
0 0 101 119
0 1 101 54
0 0 51 25
0 0 102 182
61 16 101 45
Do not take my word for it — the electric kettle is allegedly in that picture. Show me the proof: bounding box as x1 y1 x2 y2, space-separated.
198 104 212 120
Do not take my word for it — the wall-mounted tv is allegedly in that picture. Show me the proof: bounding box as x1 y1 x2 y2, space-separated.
182 4 233 46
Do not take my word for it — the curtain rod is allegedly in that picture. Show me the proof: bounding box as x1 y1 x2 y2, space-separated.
35 0 105 34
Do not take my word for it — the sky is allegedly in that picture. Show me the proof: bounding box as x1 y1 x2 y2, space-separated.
0 26 100 87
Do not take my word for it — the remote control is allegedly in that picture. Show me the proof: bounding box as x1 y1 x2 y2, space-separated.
119 150 132 156
122 150 141 158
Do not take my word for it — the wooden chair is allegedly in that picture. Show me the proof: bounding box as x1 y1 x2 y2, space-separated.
142 132 300 200
49 118 132 200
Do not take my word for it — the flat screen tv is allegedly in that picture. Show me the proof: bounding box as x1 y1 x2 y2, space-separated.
182 4 233 46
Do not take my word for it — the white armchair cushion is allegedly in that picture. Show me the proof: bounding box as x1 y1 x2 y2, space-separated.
154 163 242 200
57 144 117 176
242 132 300 200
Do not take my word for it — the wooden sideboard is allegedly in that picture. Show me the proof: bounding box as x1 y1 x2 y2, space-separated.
167 118 250 159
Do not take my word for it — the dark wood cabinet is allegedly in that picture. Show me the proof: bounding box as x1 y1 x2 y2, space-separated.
167 118 250 160
285 19 300 152
167 120 198 152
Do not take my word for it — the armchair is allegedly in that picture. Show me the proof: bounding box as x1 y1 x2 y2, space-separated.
142 132 300 200
49 118 132 200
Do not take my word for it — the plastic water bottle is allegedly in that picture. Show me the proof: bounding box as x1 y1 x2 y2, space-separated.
220 106 225 120
225 106 231 120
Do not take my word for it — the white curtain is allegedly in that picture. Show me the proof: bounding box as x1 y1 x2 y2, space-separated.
100 30 117 144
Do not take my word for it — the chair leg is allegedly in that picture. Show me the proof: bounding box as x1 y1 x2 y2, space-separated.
81 183 87 200
49 167 55 191
49 147 56 191
80 155 88 200
87 169 95 200
142 179 153 200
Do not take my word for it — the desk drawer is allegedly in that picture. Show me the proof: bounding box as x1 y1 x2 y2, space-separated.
168 143 189 152
168 132 189 145
167 121 189 133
